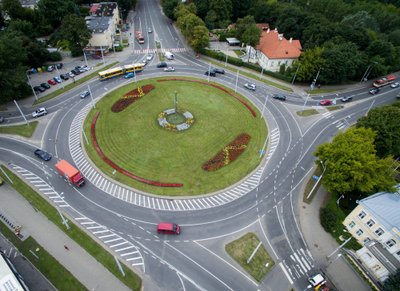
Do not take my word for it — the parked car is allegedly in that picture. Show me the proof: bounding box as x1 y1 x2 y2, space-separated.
34 149 52 161
32 107 48 118
146 54 153 61
157 62 168 68
164 66 175 72
56 63 63 69
34 86 46 93
244 83 256 91
47 65 54 72
213 68 225 74
124 72 135 79
60 74 69 80
319 99 332 106
272 94 286 101
390 82 399 88
340 96 353 102
205 70 216 77
71 69 81 75
68 72 75 78
53 76 62 83
48 79 57 85
369 88 380 95
40 83 50 89
79 90 90 99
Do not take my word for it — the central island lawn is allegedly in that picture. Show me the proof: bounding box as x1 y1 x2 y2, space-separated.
84 77 267 196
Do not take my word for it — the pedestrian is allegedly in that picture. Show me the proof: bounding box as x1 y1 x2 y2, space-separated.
317 84 321 89
64 244 69 250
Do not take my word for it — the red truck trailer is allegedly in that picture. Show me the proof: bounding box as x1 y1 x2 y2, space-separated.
55 160 85 187
373 74 396 88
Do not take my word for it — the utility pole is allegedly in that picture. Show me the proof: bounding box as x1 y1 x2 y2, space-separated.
14 100 29 125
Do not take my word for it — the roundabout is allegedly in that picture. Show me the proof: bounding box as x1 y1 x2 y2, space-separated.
82 77 268 196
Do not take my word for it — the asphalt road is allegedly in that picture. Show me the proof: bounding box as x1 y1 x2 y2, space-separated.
1 0 399 290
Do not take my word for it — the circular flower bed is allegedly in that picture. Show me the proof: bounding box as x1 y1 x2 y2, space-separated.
157 108 194 131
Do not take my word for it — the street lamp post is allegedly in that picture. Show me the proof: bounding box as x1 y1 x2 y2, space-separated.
302 94 310 111
87 84 95 109
292 65 300 84
26 70 38 101
310 67 322 90
55 66 64 89
83 49 89 68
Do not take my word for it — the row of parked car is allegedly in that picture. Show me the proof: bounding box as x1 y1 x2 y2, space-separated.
33 65 90 93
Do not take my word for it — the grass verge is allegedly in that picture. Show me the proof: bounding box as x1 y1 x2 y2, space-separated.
303 165 323 204
297 109 319 117
225 232 275 282
0 222 87 290
0 121 38 137
0 165 142 291
327 105 344 111
34 62 119 104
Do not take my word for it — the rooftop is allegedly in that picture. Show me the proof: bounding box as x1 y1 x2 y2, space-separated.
256 28 302 59
86 16 112 33
89 2 118 17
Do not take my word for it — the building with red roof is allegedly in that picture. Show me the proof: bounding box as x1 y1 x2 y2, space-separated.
247 28 302 72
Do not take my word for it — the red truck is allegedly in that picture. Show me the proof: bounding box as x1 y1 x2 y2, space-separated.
135 31 144 44
55 160 85 187
373 74 396 88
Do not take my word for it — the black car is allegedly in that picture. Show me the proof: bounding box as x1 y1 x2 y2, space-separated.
34 86 46 93
60 74 69 80
205 70 216 77
213 68 225 74
272 94 286 101
40 83 51 89
369 88 380 95
56 63 63 69
340 96 352 102
34 149 52 161
71 69 81 75
157 62 168 68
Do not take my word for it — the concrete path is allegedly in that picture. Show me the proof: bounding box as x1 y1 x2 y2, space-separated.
0 183 133 291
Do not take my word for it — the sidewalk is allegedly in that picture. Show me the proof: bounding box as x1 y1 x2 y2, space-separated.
0 183 132 291
299 185 371 291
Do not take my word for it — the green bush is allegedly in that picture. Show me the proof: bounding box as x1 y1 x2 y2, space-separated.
320 207 337 232
48 51 62 62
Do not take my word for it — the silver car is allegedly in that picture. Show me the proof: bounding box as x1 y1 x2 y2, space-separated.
32 107 48 118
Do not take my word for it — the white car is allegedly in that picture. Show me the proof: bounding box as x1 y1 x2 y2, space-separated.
164 66 175 72
244 83 256 91
32 107 48 118
79 90 90 99
68 72 75 78
390 82 399 88
146 54 153 61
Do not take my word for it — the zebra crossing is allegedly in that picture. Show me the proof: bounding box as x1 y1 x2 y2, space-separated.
68 104 265 211
9 164 144 271
281 248 314 282
133 47 187 54
332 119 346 130
266 128 280 161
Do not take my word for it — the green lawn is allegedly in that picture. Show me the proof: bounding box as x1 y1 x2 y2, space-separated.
0 166 142 291
296 109 319 117
226 232 275 282
0 121 38 137
327 105 344 111
83 77 267 196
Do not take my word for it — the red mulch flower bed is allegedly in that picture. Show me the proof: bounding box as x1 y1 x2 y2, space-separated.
111 84 155 113
90 111 183 187
202 133 251 171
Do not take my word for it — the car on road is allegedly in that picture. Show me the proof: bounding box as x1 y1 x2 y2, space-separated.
340 96 352 102
213 68 225 74
319 99 332 106
34 86 46 93
272 94 286 101
164 66 175 72
32 107 48 118
48 79 57 85
397 93 400 99
205 70 216 77
390 82 399 88
53 76 62 83
244 83 256 91
40 83 51 89
146 54 154 61
79 90 90 99
148 27 152 33
157 62 168 68
124 72 135 79
0 116 4 123
157 222 180 235
34 149 52 161
369 88 380 95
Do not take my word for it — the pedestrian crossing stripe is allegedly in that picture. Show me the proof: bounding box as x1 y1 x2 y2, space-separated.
133 48 187 54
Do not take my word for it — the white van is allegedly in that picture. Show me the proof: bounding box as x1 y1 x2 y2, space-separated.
164 51 174 60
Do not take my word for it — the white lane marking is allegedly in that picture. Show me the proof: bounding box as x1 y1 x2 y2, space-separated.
279 262 294 285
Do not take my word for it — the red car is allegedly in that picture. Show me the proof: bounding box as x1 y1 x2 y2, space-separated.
48 79 57 85
319 99 332 106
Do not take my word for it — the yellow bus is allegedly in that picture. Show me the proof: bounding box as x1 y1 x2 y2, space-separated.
98 63 145 81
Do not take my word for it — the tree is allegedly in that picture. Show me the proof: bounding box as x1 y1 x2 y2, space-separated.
190 25 209 52
192 0 209 20
0 32 31 104
235 15 256 40
241 24 261 48
208 0 232 28
296 47 325 83
1 0 25 20
341 11 379 31
205 10 217 30
161 0 179 20
37 0 78 27
177 13 204 39
356 105 400 158
59 14 91 57
314 127 397 196
7 19 35 38
383 269 400 291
